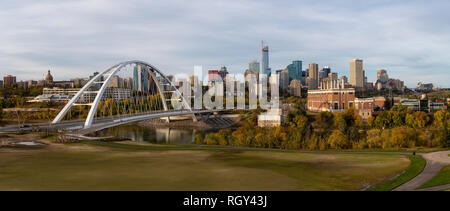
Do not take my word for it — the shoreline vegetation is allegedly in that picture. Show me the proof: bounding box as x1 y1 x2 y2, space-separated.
198 100 449 151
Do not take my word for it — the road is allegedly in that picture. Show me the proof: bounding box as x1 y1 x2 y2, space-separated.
394 150 450 191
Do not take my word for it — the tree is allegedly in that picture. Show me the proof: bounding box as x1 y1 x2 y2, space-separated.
391 103 409 113
334 113 347 133
206 133 219 145
0 107 3 121
406 111 430 128
373 111 393 129
391 111 406 127
434 110 449 147
367 116 375 128
313 112 334 131
293 115 312 139
216 129 232 146
434 110 449 127
194 131 205 144
366 129 383 149
328 130 349 149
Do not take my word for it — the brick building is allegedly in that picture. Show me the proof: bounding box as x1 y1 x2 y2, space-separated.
307 87 374 119
307 88 356 112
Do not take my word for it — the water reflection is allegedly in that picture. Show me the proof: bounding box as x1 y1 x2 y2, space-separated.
93 124 216 145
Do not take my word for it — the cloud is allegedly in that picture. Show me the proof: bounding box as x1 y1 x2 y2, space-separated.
0 0 449 87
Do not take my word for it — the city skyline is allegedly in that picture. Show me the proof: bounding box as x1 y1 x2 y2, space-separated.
1 0 449 87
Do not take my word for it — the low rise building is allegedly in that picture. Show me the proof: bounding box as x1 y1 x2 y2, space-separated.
355 98 374 120
428 101 447 111
374 96 388 110
42 87 131 103
28 94 72 103
258 109 286 127
43 87 81 96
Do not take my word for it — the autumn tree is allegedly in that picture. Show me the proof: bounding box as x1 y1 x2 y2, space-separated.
406 111 430 128
313 112 334 132
194 131 205 144
434 110 449 147
328 130 349 149
373 111 392 129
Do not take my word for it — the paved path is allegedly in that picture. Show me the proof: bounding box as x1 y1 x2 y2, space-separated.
394 150 450 191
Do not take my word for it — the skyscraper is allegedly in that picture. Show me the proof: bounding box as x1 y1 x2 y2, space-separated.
218 66 228 81
261 42 270 76
377 69 389 83
308 63 319 90
322 66 331 76
248 60 260 73
133 64 150 92
287 60 302 83
349 59 364 88
279 68 290 91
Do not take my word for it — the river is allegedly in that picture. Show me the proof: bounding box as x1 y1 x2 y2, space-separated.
92 124 219 145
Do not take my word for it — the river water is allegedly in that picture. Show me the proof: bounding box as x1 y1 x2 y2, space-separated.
93 124 218 145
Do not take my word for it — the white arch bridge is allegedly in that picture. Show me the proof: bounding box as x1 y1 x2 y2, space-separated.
43 60 232 135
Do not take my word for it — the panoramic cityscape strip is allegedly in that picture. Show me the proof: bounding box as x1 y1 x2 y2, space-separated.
0 1 449 202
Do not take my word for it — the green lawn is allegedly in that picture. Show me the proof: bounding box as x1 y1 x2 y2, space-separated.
0 145 410 190
417 165 450 190
368 155 426 191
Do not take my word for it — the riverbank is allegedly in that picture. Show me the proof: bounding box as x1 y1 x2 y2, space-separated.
137 115 240 130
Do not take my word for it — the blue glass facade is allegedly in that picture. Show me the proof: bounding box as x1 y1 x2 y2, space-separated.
287 60 302 83
133 64 150 92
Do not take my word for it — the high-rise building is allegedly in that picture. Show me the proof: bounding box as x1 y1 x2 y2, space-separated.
261 42 271 76
3 75 16 87
308 63 319 90
279 68 290 91
248 60 260 73
289 80 302 97
287 60 302 83
109 75 124 88
322 66 331 76
133 64 150 92
377 69 389 83
123 77 133 90
349 59 364 88
218 66 228 81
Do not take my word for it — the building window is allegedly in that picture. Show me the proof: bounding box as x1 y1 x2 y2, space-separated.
349 102 353 107
334 103 339 110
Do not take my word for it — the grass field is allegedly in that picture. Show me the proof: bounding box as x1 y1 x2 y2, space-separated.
417 165 450 190
0 142 411 190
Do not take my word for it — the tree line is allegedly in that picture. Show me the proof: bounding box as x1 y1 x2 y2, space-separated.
198 102 450 150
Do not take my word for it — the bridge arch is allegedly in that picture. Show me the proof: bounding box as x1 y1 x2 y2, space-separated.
52 60 194 129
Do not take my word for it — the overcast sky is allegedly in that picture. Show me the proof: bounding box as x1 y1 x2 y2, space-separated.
1 0 449 87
